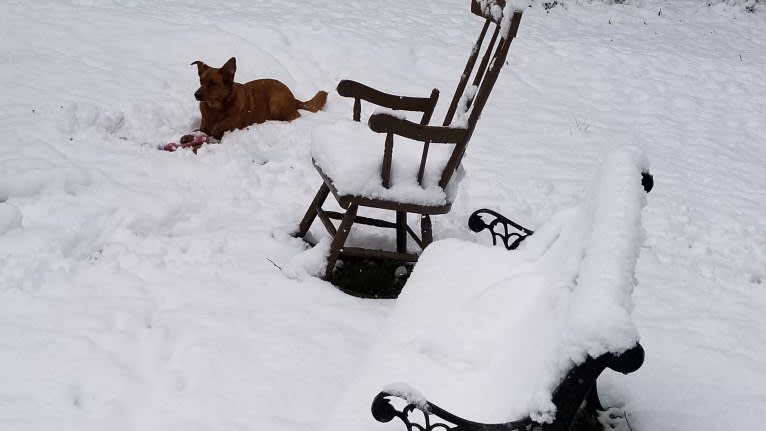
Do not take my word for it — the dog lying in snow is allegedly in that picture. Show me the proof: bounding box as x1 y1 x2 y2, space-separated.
187 57 327 140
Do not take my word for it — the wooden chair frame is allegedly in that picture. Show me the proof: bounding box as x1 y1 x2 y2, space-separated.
297 1 523 278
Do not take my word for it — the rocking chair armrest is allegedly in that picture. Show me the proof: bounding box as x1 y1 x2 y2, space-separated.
368 112 467 144
337 80 439 113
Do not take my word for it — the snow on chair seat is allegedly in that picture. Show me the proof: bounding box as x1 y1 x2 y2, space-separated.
311 116 461 208
322 148 653 431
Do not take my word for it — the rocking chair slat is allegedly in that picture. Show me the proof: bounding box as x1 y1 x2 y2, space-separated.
417 88 440 185
471 0 509 24
420 214 433 247
416 141 431 185
396 211 407 253
472 24 500 90
353 97 361 122
440 11 523 189
382 133 394 189
444 18 491 126
420 89 440 126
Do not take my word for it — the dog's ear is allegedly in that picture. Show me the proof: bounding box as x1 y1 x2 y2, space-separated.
221 57 237 83
191 60 208 76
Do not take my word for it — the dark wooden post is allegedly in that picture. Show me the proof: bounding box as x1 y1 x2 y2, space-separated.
325 204 359 278
297 183 330 237
396 211 407 253
420 214 433 247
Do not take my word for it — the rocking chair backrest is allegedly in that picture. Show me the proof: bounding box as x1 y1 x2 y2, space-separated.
435 2 523 189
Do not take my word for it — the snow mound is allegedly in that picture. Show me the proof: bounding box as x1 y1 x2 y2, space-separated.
0 158 91 198
324 147 649 428
0 203 22 235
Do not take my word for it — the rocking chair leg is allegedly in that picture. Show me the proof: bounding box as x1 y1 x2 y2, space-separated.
420 214 433 248
297 183 330 237
325 204 358 279
396 211 407 254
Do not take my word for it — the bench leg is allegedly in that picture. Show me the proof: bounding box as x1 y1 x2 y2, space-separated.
420 214 433 248
325 204 358 279
396 211 407 253
584 383 604 412
297 183 330 237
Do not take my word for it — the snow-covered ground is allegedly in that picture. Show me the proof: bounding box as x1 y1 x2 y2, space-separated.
1 1 764 430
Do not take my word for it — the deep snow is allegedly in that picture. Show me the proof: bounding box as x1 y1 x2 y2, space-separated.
1 1 764 431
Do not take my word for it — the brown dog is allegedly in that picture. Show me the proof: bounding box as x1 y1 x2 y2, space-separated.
191 57 327 139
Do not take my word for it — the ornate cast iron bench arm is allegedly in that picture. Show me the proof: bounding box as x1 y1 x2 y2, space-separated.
369 112 468 144
469 172 654 251
337 79 440 115
371 344 645 431
372 391 534 431
468 209 534 250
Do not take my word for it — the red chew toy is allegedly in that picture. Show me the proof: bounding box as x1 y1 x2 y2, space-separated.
160 132 210 152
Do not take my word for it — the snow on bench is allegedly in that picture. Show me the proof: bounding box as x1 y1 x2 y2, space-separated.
321 147 651 430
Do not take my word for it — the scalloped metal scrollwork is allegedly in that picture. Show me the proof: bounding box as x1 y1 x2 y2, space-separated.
371 392 537 431
468 209 534 250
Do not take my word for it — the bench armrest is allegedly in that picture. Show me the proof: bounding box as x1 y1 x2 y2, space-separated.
372 389 534 431
370 344 645 431
368 112 467 144
337 80 439 113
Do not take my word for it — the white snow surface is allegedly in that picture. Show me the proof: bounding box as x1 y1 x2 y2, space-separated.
0 202 23 235
381 383 430 411
325 148 648 426
1 1 765 431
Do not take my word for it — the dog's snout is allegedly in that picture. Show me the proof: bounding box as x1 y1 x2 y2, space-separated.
194 89 203 101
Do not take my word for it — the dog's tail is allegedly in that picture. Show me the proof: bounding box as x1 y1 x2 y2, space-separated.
297 91 328 113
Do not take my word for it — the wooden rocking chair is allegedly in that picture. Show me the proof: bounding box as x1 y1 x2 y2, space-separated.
297 1 524 279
